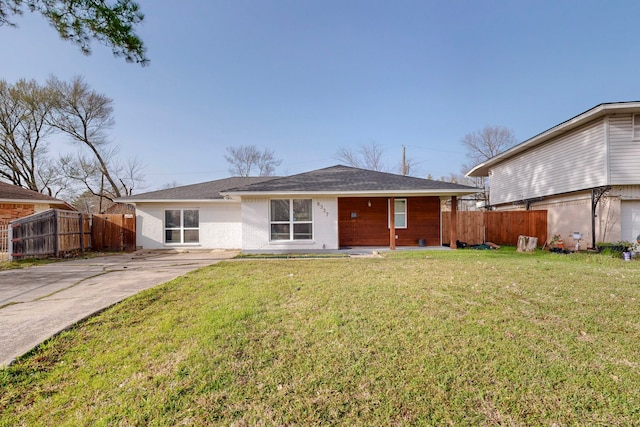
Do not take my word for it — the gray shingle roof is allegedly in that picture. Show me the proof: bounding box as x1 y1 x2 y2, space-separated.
118 177 278 201
225 165 480 193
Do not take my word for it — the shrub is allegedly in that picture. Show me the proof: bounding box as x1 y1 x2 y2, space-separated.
597 241 637 257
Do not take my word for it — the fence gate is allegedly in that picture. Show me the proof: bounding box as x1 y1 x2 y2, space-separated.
91 214 136 252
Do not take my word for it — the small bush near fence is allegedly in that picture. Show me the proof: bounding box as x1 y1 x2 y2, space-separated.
597 241 638 258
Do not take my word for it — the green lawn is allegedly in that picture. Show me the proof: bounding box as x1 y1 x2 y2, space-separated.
2 248 640 425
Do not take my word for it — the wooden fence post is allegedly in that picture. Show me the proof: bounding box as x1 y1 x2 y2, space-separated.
54 209 60 258
449 196 457 249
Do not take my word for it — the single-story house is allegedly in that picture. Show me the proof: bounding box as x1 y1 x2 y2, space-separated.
118 165 481 252
467 102 640 248
0 181 74 223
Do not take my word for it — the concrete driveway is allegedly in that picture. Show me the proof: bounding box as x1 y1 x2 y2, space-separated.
0 250 237 367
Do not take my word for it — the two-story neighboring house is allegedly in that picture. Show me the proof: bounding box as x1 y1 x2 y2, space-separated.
467 102 640 249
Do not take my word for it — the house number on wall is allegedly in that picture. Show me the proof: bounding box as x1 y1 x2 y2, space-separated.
316 201 330 217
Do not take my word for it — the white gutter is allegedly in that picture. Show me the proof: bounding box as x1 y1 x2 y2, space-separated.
114 198 239 204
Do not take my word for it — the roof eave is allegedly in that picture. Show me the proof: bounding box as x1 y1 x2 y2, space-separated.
0 198 66 205
466 101 640 177
222 189 482 197
114 197 239 204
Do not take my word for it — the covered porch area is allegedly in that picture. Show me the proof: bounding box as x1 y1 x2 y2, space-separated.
337 195 461 250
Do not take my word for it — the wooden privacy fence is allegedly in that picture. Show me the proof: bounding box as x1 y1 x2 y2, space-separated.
91 214 136 252
11 210 90 259
9 210 136 259
443 210 547 247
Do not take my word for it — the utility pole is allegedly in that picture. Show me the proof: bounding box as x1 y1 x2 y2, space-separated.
401 145 407 176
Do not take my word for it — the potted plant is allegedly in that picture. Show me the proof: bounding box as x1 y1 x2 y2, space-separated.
549 234 564 249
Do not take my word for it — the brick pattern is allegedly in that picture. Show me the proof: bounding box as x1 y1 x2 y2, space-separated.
0 203 35 223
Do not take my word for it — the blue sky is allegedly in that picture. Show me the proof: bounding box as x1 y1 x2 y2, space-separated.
2 0 640 191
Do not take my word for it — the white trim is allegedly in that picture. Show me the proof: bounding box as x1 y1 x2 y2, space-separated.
605 115 611 183
116 198 238 204
164 208 200 245
633 113 640 140
388 198 407 229
269 198 314 242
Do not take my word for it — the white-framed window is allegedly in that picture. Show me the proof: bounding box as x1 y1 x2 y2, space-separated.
633 114 640 140
270 199 313 241
388 199 407 229
165 209 199 244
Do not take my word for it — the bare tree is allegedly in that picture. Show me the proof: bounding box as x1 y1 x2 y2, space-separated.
0 76 144 203
225 145 281 176
48 76 126 200
461 125 518 207
334 142 387 171
462 126 517 166
0 79 57 191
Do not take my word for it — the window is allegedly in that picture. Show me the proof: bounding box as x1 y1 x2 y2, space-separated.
270 199 313 241
389 199 407 229
165 209 199 244
634 114 640 140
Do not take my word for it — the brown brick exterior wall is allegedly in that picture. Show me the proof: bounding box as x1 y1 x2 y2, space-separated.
0 203 35 223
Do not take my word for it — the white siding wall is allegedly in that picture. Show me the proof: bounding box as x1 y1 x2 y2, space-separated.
609 114 640 184
135 201 242 249
241 196 339 251
490 119 607 205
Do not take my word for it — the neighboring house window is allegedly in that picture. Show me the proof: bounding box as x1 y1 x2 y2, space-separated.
634 114 640 140
165 209 199 244
270 199 313 241
389 199 407 229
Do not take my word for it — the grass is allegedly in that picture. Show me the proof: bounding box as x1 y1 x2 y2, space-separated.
1 248 640 425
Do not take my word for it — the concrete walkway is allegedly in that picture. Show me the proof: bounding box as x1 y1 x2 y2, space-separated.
0 250 237 367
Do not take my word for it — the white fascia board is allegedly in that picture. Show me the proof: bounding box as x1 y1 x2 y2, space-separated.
466 102 640 178
114 198 239 204
222 189 482 198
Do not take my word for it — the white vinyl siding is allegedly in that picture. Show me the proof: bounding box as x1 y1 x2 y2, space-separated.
490 119 607 205
609 114 640 184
